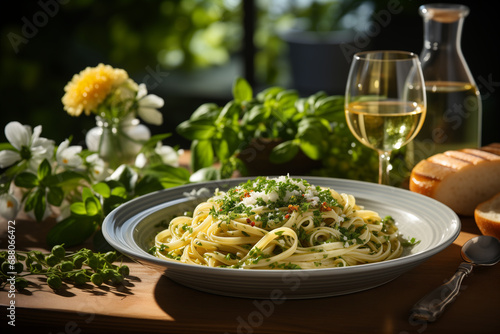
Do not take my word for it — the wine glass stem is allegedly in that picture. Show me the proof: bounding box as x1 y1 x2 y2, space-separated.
378 151 392 185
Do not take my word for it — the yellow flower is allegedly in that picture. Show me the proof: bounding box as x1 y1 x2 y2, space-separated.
62 63 129 117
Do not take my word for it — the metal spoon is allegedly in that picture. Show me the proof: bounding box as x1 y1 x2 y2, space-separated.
410 235 500 322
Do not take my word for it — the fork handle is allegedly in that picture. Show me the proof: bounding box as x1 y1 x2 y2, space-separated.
410 262 473 322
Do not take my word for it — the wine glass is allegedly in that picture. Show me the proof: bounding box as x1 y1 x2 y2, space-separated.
345 50 426 185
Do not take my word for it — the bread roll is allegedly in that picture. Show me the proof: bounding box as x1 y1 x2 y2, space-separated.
475 192 500 240
409 143 500 216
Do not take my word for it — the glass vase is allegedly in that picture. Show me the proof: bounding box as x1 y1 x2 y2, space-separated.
86 115 150 169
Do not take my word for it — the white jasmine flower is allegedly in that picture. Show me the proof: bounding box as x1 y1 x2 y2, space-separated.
86 153 108 181
0 193 19 220
134 152 148 169
136 84 164 125
107 164 137 191
84 127 101 152
0 121 54 171
122 118 151 154
0 150 20 169
155 142 183 167
56 139 83 169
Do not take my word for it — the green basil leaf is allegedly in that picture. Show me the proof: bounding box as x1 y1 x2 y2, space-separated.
295 98 308 114
232 77 253 103
297 117 331 136
24 191 36 212
143 164 191 181
46 170 88 186
111 186 128 199
138 165 191 190
190 103 220 121
134 175 164 197
217 127 239 160
82 187 94 202
140 133 172 151
256 86 285 101
14 172 38 188
47 186 64 206
313 96 345 121
307 91 328 109
158 177 191 189
70 202 87 216
103 180 123 190
216 139 229 162
33 189 46 222
269 140 299 164
85 196 101 217
102 195 127 216
216 101 239 124
92 182 111 198
299 131 327 160
70 202 87 215
242 105 269 125
276 90 299 109
176 119 217 140
37 159 52 181
191 140 214 172
46 216 97 248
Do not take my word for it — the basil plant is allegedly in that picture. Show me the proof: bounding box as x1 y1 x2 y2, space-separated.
177 77 377 181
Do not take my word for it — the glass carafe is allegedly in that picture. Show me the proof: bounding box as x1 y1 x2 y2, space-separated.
413 3 481 162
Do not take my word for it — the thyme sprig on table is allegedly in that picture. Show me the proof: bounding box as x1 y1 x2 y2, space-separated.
0 244 129 291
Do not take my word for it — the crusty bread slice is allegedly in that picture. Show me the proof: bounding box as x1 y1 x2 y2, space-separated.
475 192 500 240
409 143 500 216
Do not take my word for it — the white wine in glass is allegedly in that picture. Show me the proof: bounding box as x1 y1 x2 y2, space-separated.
345 51 426 185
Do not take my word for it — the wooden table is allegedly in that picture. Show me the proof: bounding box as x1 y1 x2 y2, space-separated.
1 213 499 334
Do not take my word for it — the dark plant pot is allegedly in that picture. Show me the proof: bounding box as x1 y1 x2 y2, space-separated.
237 138 322 176
281 29 357 96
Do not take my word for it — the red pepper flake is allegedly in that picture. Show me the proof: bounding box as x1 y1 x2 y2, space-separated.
287 204 299 213
285 214 290 219
246 218 255 227
320 202 332 212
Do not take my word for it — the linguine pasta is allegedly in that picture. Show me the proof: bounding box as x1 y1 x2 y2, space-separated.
153 176 404 269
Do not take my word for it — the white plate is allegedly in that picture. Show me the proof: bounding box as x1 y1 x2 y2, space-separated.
102 177 461 299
